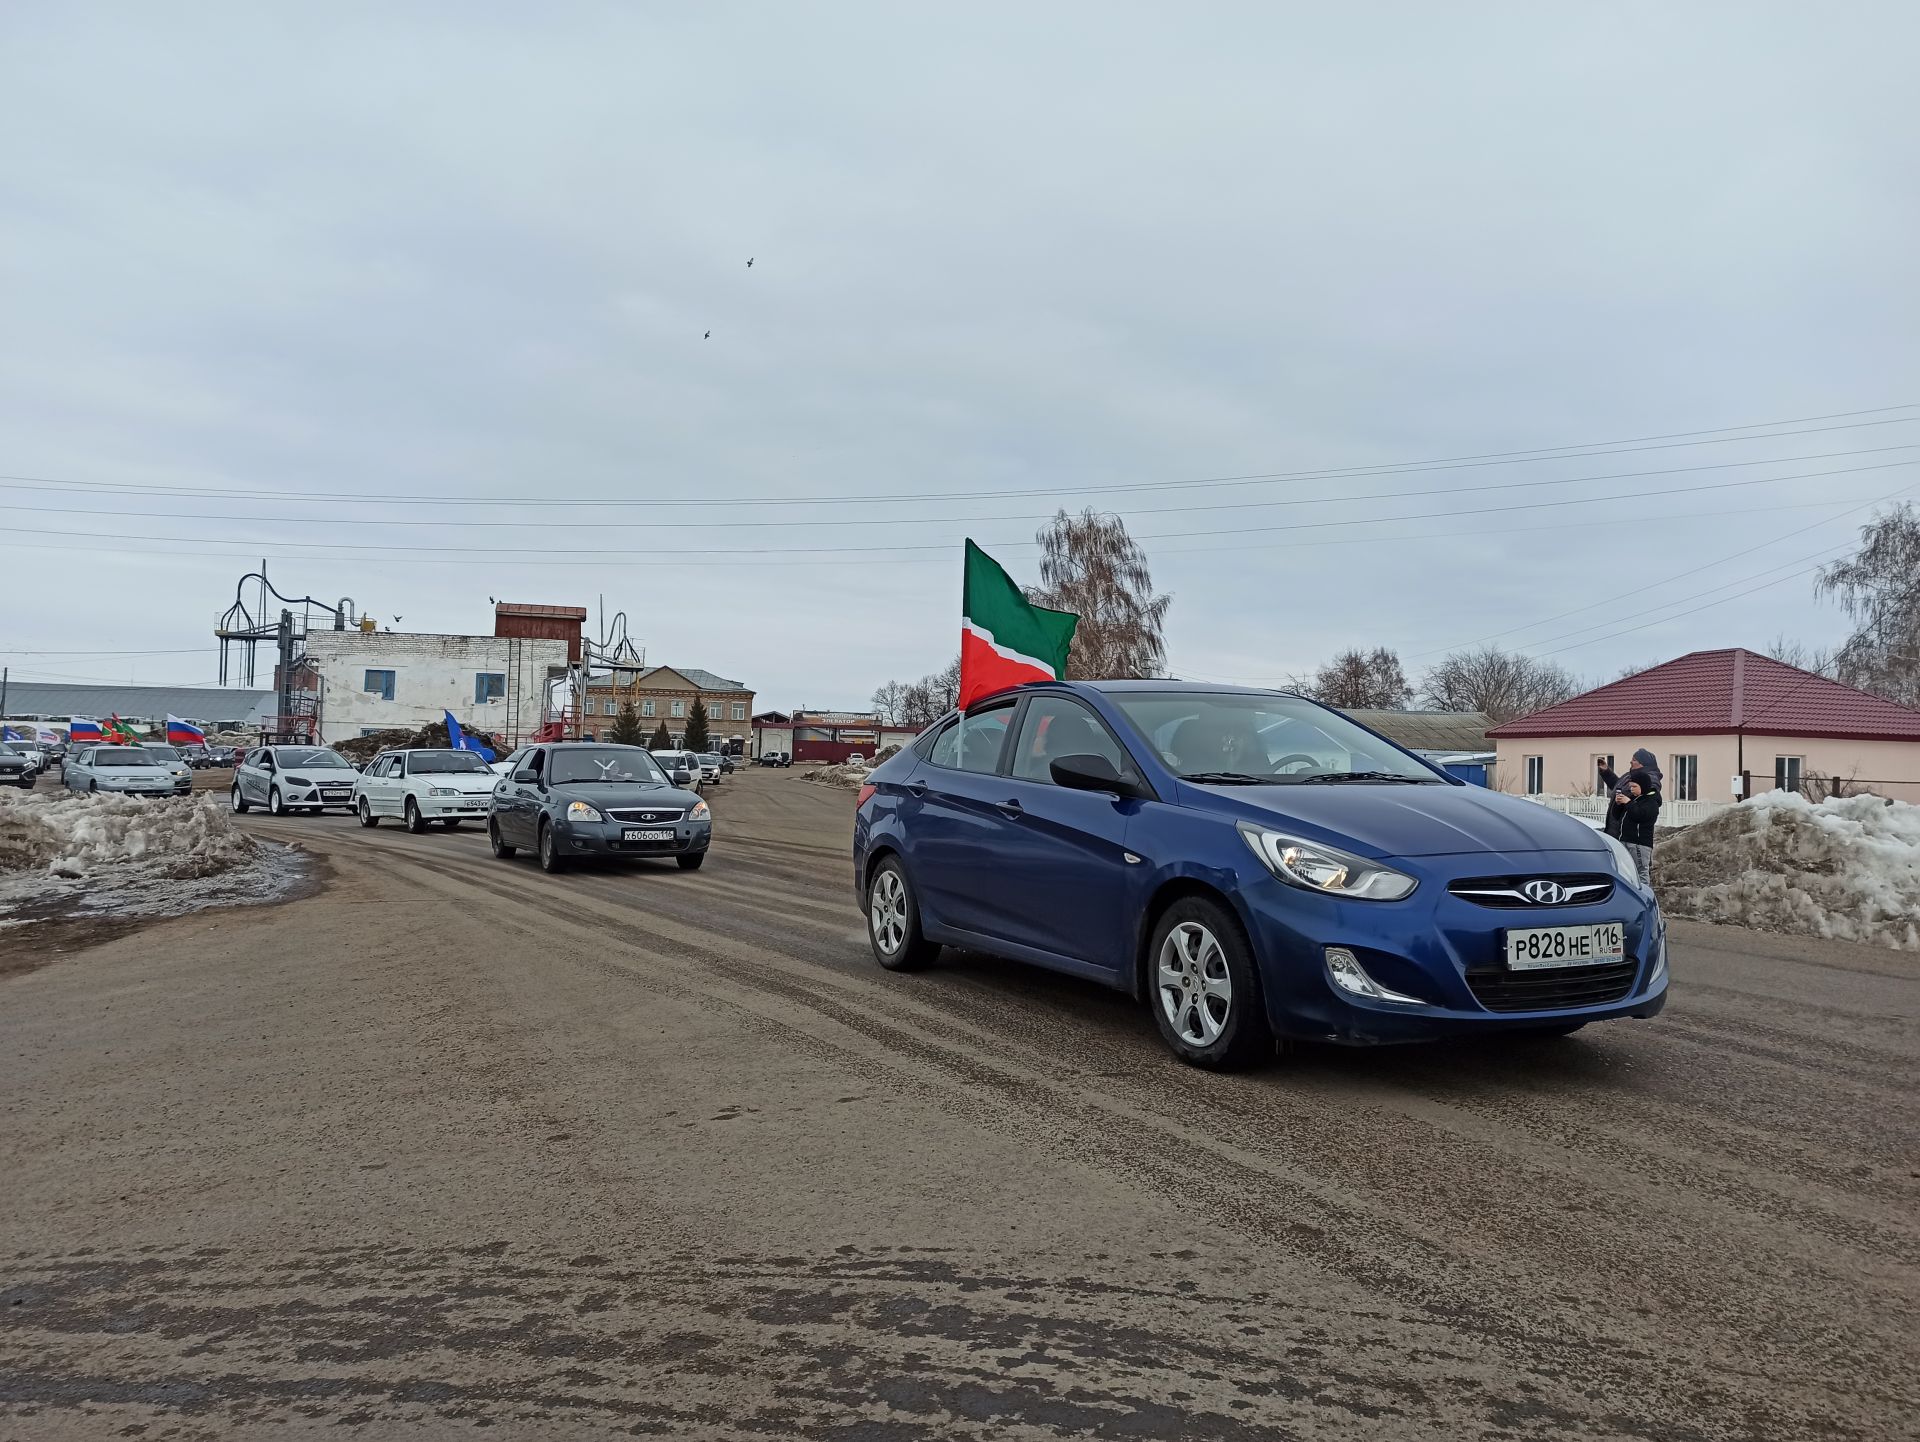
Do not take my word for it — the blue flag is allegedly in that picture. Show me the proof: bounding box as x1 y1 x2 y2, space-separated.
1 725 24 742
443 710 496 763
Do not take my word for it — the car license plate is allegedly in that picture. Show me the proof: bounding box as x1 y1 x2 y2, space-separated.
1504 923 1625 969
323 790 352 801
623 828 674 843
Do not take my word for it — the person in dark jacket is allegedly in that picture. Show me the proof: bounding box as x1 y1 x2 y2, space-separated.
1598 748 1662 886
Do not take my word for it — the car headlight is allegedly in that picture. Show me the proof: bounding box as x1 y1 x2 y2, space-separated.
285 775 311 787
565 800 604 822
1600 832 1639 888
1238 822 1416 901
430 786 460 797
689 799 710 821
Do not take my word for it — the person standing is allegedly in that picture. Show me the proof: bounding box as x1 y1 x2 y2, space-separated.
1598 748 1662 887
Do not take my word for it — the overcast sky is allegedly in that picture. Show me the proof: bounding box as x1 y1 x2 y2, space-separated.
2 3 1916 710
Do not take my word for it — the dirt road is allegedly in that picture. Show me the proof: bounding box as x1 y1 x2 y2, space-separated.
3 771 1914 1439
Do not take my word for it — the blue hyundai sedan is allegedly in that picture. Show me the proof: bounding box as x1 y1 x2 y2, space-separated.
853 682 1667 1069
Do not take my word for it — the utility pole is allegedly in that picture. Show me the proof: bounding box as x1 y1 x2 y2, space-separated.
1 666 8 719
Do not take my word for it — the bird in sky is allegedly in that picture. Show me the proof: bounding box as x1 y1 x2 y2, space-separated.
703 330 711 339
746 257 754 268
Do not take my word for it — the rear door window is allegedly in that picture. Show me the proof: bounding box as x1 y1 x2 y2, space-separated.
954 703 1015 775
924 719 960 769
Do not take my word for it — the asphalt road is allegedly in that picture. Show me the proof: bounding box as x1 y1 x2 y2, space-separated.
2 770 1915 1440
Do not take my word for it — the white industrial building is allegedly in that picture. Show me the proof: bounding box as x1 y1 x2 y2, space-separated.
300 629 570 745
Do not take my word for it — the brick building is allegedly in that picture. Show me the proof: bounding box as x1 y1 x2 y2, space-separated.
581 666 755 752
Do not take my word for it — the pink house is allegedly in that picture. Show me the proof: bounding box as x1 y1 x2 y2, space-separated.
1488 648 1920 804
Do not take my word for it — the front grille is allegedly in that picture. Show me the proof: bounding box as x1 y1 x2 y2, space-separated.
1448 874 1614 908
606 807 685 824
1466 959 1639 1012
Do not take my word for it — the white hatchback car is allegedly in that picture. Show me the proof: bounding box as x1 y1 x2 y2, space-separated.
232 744 362 816
354 748 501 832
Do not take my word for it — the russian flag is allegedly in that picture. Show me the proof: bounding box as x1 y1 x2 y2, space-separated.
166 714 207 746
70 718 104 743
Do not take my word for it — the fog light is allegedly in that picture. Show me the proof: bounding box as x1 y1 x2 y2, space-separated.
1324 947 1425 1006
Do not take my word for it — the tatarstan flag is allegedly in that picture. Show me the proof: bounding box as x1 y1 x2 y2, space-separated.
104 715 137 744
959 539 1079 708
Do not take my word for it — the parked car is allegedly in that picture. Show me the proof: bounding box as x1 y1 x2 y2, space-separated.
756 751 791 768
0 741 36 789
137 742 197 789
649 750 702 792
63 745 187 796
354 748 502 832
489 742 710 873
718 753 737 774
853 682 1666 1070
231 744 361 816
847 753 865 766
695 752 724 784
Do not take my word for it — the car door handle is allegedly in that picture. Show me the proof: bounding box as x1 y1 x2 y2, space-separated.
906 782 927 797
996 798 1024 816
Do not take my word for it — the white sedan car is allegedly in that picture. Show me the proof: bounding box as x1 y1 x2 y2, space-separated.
231 745 362 816
354 748 502 832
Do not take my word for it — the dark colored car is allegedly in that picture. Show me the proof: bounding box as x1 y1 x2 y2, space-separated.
757 751 791 768
0 741 35 789
853 682 1666 1070
489 742 711 874
718 754 737 774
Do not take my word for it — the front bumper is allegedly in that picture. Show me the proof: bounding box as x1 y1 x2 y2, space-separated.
419 792 495 819
285 782 358 809
554 815 713 858
1237 856 1668 1044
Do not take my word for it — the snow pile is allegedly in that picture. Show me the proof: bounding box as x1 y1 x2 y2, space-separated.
869 743 902 766
0 790 259 880
800 763 872 790
0 789 305 927
1657 792 1920 949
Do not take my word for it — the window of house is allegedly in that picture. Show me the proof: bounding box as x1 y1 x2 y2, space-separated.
671 700 686 718
475 672 505 704
1774 756 1803 793
1590 753 1614 794
1671 754 1699 802
641 699 655 717
363 669 396 701
1524 755 1545 795
731 702 747 721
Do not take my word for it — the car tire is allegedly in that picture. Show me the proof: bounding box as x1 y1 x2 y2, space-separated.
441 818 461 829
358 798 380 828
488 820 516 860
87 780 97 793
865 856 938 971
405 797 427 834
538 821 565 873
1147 897 1271 1071
269 786 287 817
676 853 705 871
231 786 250 814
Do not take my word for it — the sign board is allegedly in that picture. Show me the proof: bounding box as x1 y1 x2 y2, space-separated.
1730 773 1746 798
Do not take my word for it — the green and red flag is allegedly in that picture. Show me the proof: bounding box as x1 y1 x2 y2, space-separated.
103 715 137 744
959 539 1079 708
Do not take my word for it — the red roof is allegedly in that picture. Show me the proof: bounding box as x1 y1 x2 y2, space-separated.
1488 649 1920 741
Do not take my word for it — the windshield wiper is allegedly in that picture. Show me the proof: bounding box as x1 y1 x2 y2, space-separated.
1294 771 1435 784
1178 771 1278 785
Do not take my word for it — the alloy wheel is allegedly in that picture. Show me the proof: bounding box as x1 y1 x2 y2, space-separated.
1157 921 1232 1047
869 868 908 956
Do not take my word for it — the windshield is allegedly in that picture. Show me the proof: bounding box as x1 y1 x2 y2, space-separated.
142 744 183 760
92 749 164 768
277 748 352 768
1108 691 1440 783
698 754 720 764
549 747 667 785
407 750 492 774
0 742 16 756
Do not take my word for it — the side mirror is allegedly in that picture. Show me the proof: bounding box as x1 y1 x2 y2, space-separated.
1049 753 1140 797
512 768 539 785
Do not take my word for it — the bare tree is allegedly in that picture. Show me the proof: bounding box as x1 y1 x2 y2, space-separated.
1764 634 1838 678
1817 502 1920 706
1026 509 1170 680
870 680 908 727
1309 647 1410 709
1418 646 1582 722
897 655 962 725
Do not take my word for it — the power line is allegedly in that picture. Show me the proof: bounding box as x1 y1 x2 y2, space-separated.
0 647 219 657
0 459 1909 561
0 406 1912 512
3 445 1908 532
1530 566 1830 658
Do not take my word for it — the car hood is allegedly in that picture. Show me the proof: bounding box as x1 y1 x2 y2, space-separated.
548 782 703 810
417 774 499 793
1180 779 1610 861
98 766 174 778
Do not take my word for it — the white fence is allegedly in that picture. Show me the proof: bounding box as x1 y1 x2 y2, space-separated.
1521 794 1731 829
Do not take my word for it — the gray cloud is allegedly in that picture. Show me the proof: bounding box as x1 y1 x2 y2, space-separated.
2 3 1915 703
